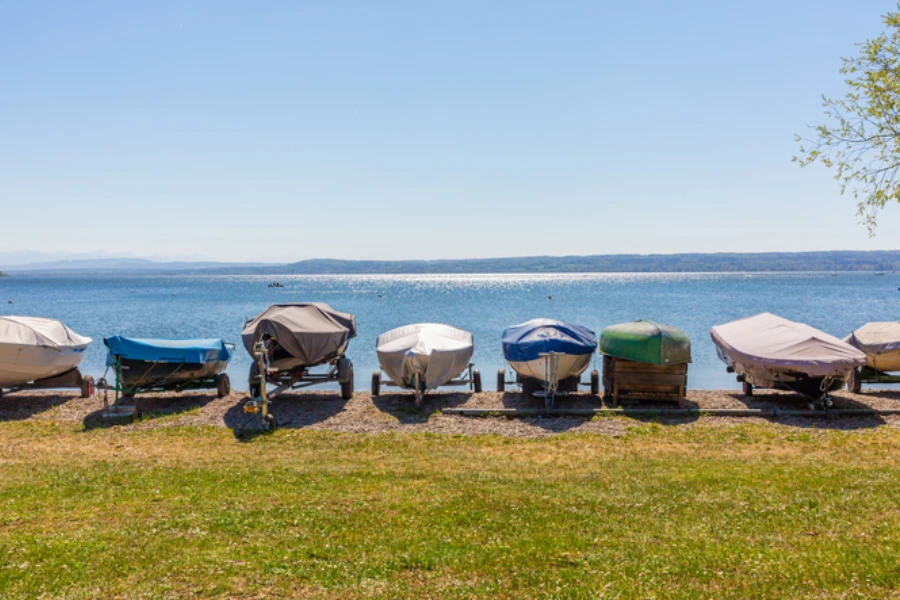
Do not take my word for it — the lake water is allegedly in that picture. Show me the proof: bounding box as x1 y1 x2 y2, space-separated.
1 272 897 391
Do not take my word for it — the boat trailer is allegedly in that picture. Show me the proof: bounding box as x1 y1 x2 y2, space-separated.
0 368 94 399
371 363 482 408
243 341 354 431
496 352 600 409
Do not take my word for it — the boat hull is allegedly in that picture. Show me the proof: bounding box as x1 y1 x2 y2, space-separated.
118 357 228 392
376 323 474 390
0 342 89 388
715 346 849 396
508 353 592 384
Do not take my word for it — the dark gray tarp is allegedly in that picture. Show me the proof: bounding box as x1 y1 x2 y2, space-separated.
241 303 357 369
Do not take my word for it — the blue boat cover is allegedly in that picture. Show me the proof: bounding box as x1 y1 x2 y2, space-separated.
104 336 233 366
502 319 598 362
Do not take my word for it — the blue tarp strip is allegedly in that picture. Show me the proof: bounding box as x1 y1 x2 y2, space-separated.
104 336 233 365
502 319 597 362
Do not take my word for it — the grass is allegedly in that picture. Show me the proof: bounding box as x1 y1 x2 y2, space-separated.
0 421 898 598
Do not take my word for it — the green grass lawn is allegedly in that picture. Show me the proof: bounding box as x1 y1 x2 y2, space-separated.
0 420 898 599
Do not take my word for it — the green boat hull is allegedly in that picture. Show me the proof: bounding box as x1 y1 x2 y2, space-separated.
599 320 691 365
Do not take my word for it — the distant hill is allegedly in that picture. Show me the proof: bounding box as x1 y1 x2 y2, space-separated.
3 250 900 275
265 251 900 274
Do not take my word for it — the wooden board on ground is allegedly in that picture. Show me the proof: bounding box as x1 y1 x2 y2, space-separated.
602 355 688 406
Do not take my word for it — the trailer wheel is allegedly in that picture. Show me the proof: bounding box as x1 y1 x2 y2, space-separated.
848 368 862 394
340 365 354 400
472 369 482 393
497 369 505 392
216 373 231 398
248 362 262 399
742 381 753 396
80 375 95 398
590 370 600 395
264 413 276 431
372 371 381 396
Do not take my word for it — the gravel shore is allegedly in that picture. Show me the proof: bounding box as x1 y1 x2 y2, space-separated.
1 386 898 438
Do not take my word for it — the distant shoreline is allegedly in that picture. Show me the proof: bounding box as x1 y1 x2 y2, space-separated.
2 250 900 276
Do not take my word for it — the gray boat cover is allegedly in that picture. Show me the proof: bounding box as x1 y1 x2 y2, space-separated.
241 303 356 368
710 313 865 378
376 323 473 390
0 316 91 350
846 322 900 354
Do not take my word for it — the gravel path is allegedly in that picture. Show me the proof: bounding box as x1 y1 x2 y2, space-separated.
1 386 898 438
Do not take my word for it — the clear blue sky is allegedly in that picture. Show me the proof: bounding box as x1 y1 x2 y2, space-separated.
2 1 899 262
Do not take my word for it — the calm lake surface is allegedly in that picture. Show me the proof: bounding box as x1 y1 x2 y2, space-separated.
1 272 897 391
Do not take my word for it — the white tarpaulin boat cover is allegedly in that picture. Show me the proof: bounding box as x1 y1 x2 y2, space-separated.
846 322 900 355
376 323 473 390
710 312 865 379
242 303 356 368
0 316 92 350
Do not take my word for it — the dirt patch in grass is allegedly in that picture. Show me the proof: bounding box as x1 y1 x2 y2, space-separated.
1 387 898 437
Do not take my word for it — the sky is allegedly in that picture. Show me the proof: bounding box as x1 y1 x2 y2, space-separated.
2 0 900 263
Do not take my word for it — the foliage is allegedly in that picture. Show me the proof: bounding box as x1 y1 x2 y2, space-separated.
0 421 899 598
796 6 900 233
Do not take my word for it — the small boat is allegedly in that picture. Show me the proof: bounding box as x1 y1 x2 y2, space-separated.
104 336 234 399
242 303 357 428
711 312 865 406
0 316 93 396
267 281 284 288
373 323 480 405
599 320 691 365
500 319 597 407
844 322 900 392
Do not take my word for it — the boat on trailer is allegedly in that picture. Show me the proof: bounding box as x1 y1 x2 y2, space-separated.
0 316 94 397
844 322 900 392
711 312 865 408
498 318 598 408
103 336 233 404
372 323 481 406
242 303 356 430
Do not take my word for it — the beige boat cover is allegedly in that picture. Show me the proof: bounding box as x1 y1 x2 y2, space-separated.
241 303 356 367
710 313 865 378
0 316 92 350
376 323 473 390
846 322 900 355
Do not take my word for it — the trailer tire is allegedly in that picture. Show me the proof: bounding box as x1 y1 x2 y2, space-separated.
522 377 540 397
590 370 600 395
338 358 353 383
216 373 231 398
848 368 862 394
472 369 482 393
372 371 381 396
742 381 753 396
340 365 354 400
81 375 95 398
497 369 505 392
249 363 262 399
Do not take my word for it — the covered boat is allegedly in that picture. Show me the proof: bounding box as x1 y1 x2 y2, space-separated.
711 312 865 402
242 303 357 427
844 322 900 392
845 322 900 372
0 316 93 395
500 319 597 406
599 320 691 365
104 336 233 398
373 323 480 404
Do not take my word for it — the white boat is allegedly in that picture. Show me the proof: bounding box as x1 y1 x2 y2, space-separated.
0 316 92 388
711 312 865 404
374 323 480 403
